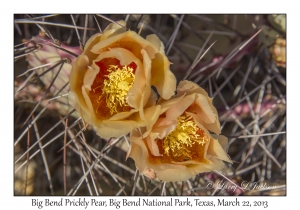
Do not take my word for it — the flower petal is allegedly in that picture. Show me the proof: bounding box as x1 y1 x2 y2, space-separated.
155 158 225 182
150 53 176 99
207 136 232 163
194 94 216 123
164 94 195 120
95 120 140 139
146 34 165 53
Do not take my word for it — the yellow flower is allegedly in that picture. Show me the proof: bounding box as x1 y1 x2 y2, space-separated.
127 80 231 182
69 21 176 138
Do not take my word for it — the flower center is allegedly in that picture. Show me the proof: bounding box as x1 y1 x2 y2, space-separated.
101 65 135 115
89 58 137 120
162 114 209 160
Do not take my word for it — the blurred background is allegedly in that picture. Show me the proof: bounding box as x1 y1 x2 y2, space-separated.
14 14 286 196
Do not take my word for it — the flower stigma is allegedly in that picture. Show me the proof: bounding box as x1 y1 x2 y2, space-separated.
162 114 209 160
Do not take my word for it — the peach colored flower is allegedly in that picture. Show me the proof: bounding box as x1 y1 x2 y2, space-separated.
128 80 231 182
69 20 176 138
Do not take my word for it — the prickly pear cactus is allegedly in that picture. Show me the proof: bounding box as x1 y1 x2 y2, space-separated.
14 14 286 196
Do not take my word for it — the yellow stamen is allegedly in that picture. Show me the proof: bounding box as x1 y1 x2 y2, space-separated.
162 114 208 159
100 65 135 115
